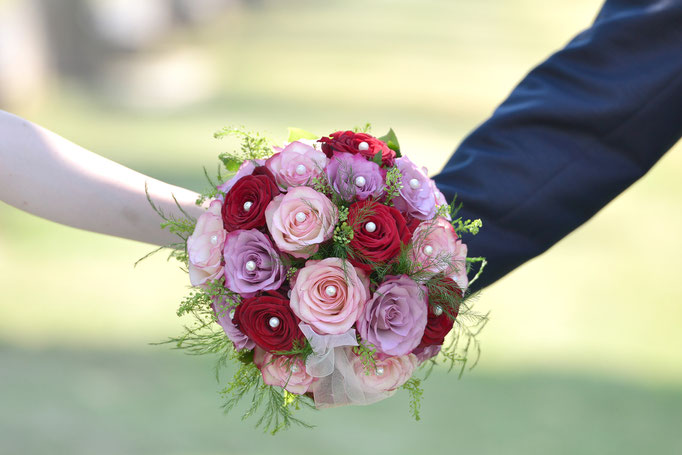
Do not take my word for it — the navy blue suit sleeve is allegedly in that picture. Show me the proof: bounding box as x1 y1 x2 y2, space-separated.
433 0 682 290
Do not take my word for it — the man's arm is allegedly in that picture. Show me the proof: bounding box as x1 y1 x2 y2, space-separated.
434 0 682 289
0 110 205 246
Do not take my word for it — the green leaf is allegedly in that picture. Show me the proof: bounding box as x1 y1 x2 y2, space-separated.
287 127 318 142
372 150 383 166
378 128 401 156
219 154 242 172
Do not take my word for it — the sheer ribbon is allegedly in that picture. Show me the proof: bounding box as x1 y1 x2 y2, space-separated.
299 323 395 408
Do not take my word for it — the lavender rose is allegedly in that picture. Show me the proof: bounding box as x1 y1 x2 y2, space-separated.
217 159 265 195
412 345 441 364
213 297 255 351
223 229 287 297
187 200 227 287
393 156 437 220
357 275 428 356
265 141 328 191
325 152 385 202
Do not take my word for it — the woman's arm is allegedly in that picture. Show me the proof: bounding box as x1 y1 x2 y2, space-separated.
0 110 205 246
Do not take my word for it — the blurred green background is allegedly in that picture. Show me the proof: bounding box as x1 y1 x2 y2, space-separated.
1 0 681 454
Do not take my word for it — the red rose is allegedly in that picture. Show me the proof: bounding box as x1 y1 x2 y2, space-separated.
232 291 304 352
347 200 412 269
419 277 462 348
404 214 422 235
318 131 396 167
222 168 279 231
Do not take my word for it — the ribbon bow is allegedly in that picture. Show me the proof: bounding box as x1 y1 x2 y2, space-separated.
298 323 358 378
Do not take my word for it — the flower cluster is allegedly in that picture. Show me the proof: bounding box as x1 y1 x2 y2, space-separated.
171 127 484 432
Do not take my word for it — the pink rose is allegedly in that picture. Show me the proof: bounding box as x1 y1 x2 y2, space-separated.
265 186 337 258
410 217 469 292
351 352 418 392
187 200 226 286
265 141 328 191
290 258 369 335
260 353 315 395
433 188 452 221
216 159 266 195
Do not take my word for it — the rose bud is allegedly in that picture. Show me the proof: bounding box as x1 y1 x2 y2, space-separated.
265 141 328 191
222 167 279 231
187 199 227 287
347 200 412 270
325 152 386 202
411 217 469 292
222 229 287 297
290 258 370 335
232 291 305 353
265 186 337 259
351 351 418 392
318 130 396 167
357 275 428 356
260 354 315 395
392 156 437 220
418 277 462 348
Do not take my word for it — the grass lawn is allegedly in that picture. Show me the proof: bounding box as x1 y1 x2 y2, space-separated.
2 345 682 455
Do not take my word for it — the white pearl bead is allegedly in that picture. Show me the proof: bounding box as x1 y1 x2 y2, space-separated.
433 305 444 316
290 363 300 373
268 317 280 328
375 366 384 376
354 175 367 187
365 221 377 233
210 235 219 245
325 285 337 297
295 164 307 175
358 141 369 151
245 260 256 272
295 212 307 223
409 178 421 190
229 309 235 320
243 201 253 211
424 245 434 256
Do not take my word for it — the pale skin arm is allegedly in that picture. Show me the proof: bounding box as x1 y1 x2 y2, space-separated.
0 110 205 246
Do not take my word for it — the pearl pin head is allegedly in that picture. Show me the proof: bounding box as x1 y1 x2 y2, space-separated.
325 285 337 297
295 164 307 175
245 260 257 272
433 305 444 316
243 201 253 211
290 363 300 373
423 245 434 256
365 221 377 233
409 178 421 190
295 212 307 223
375 366 385 376
210 235 219 245
268 317 280 328
354 175 366 187
358 141 369 151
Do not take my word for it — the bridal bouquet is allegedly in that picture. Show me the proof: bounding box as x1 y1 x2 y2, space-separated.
149 125 487 434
